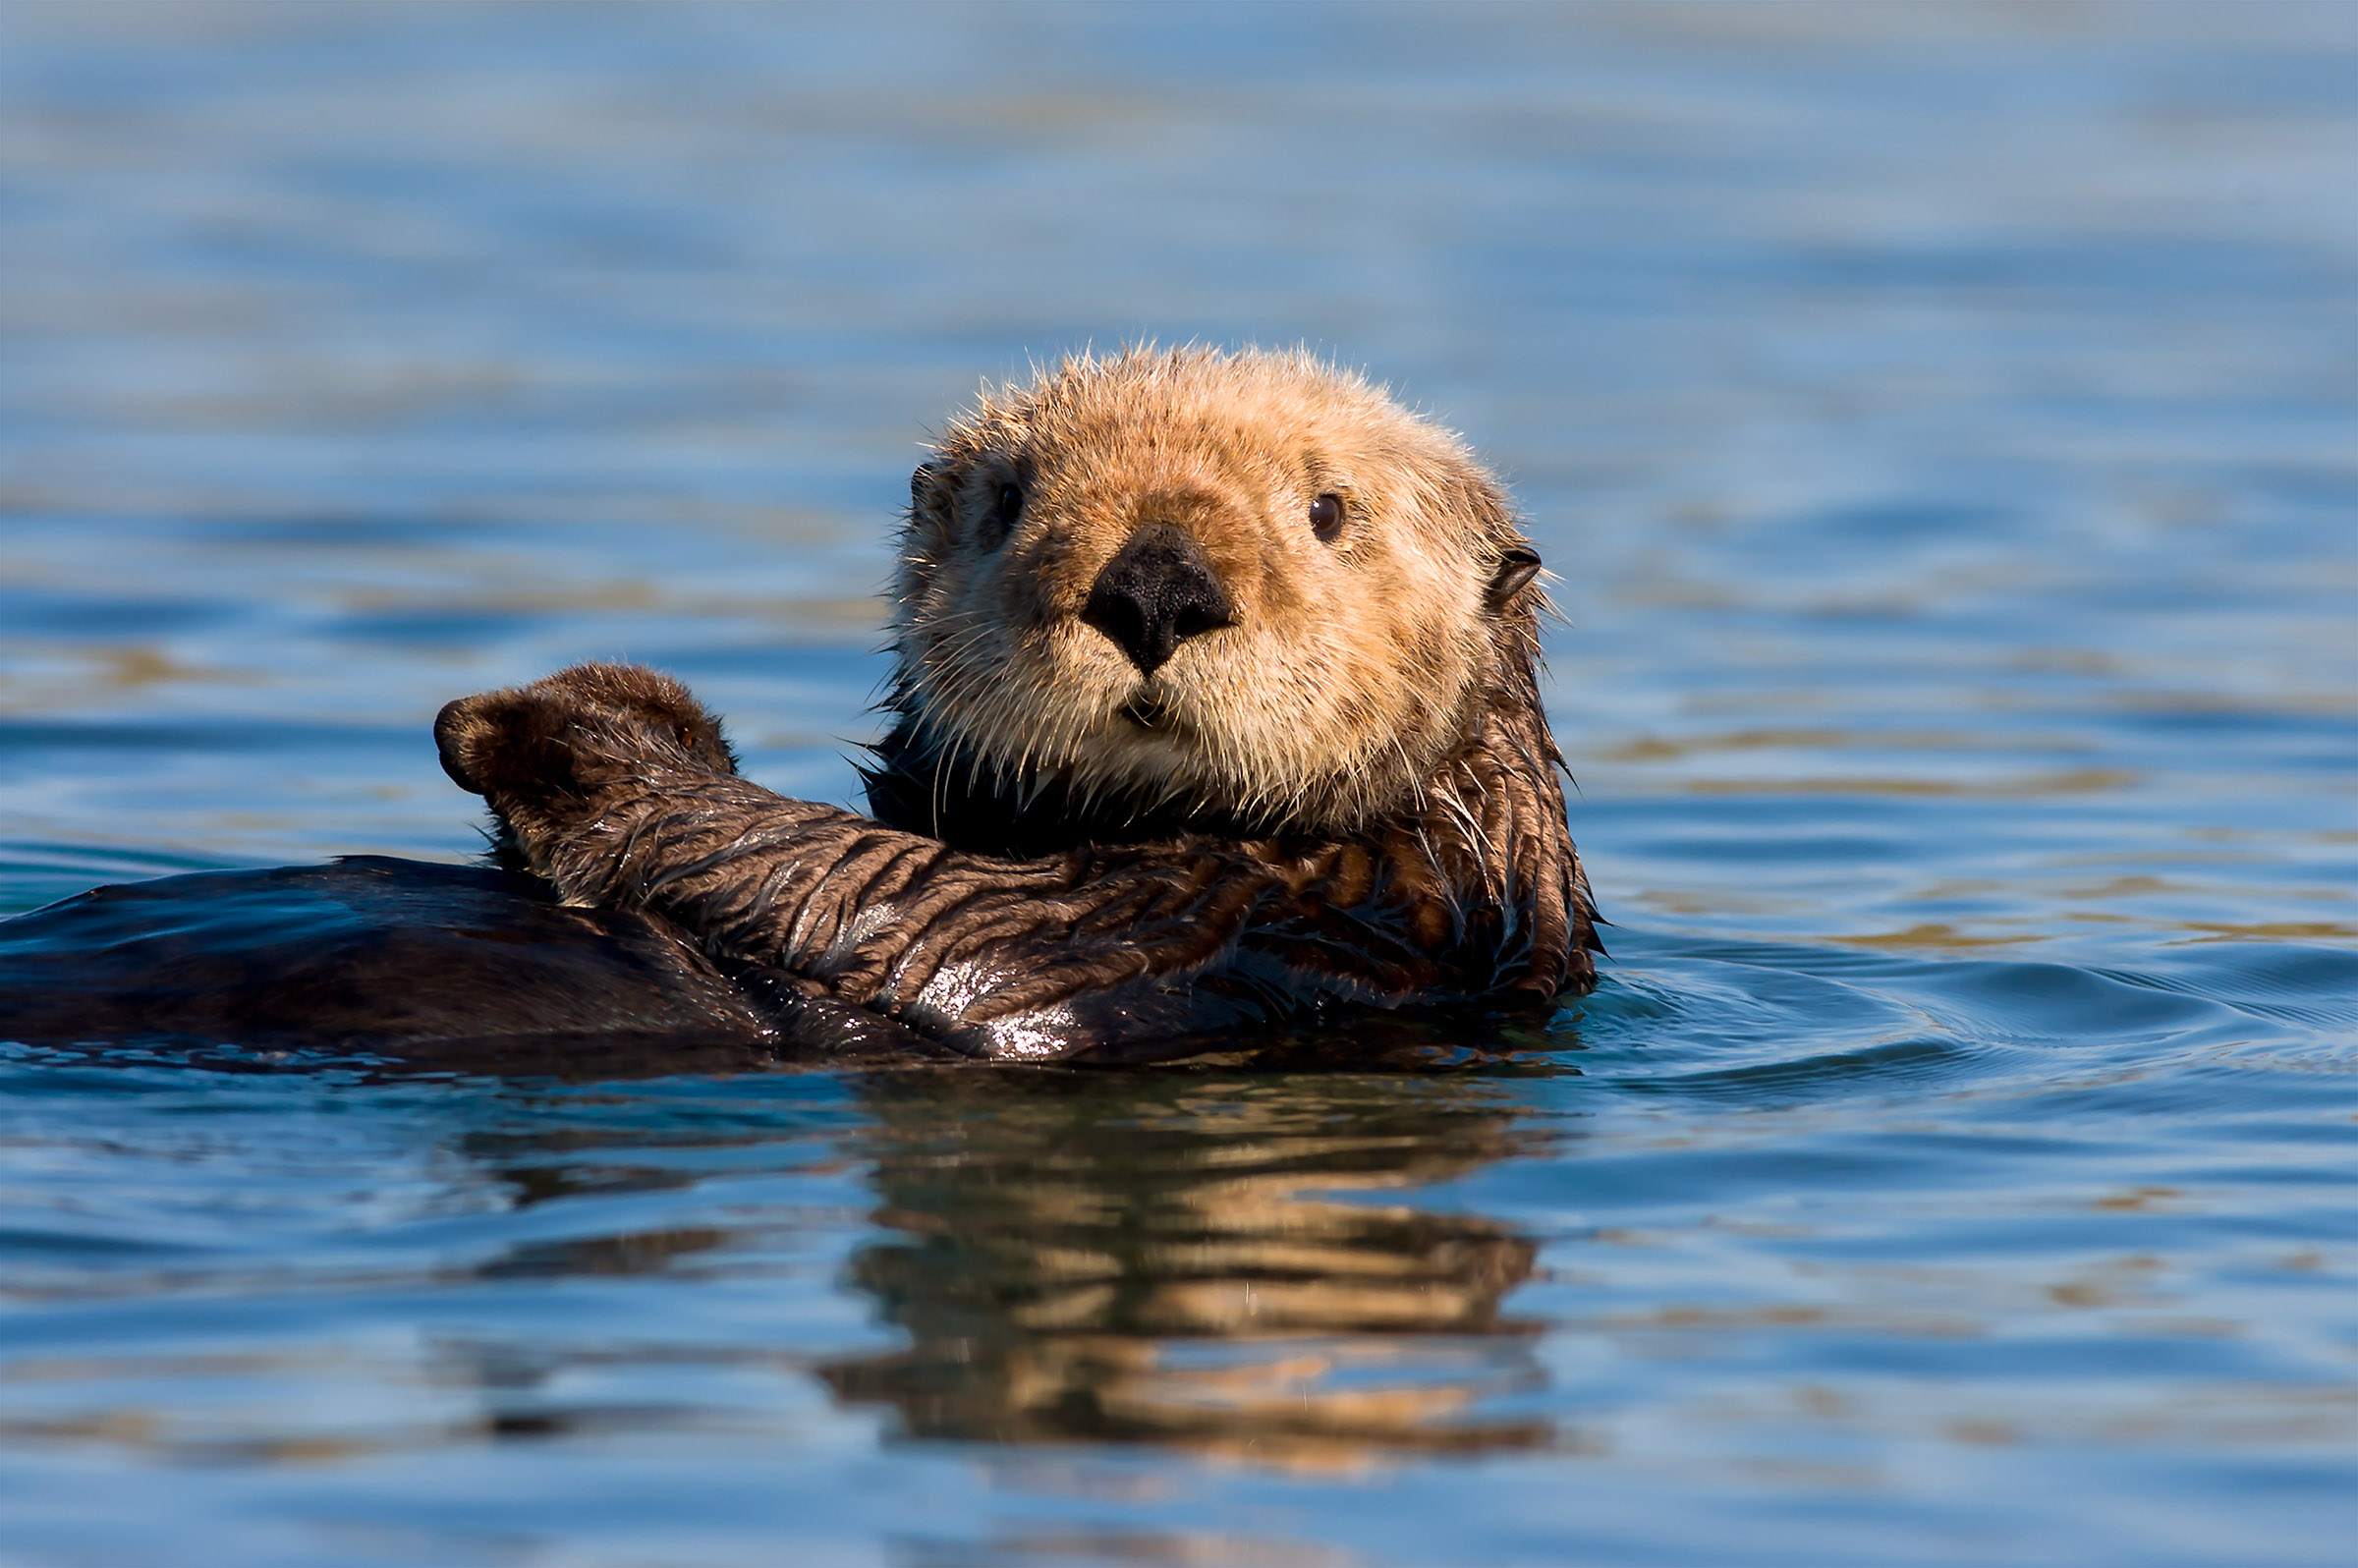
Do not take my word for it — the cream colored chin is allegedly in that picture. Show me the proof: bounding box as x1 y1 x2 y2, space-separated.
1091 723 1208 778
1011 689 1264 800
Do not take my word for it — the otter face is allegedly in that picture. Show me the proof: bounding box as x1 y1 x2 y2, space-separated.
893 347 1544 835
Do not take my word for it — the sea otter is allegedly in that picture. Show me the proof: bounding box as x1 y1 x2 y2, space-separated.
0 347 1598 1065
433 347 1600 1061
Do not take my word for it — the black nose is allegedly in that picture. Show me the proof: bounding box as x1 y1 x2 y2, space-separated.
1081 524 1235 676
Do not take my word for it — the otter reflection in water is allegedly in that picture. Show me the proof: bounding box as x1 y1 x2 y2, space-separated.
819 1070 1561 1467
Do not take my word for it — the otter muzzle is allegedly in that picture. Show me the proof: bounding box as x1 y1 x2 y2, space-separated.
1081 524 1234 676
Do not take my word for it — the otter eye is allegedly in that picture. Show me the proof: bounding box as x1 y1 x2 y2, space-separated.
985 481 1023 545
1309 492 1344 543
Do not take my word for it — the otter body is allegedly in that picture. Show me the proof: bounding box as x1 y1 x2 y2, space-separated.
0 857 941 1068
1 348 1599 1064
435 349 1600 1060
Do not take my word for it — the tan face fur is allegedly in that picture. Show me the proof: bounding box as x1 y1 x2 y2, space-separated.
894 347 1541 836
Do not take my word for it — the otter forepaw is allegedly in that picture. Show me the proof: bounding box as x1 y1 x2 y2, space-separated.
434 684 580 804
435 662 737 804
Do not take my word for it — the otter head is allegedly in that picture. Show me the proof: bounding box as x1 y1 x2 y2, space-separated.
891 346 1546 839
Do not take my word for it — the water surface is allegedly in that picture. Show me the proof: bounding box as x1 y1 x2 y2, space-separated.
2 5 2355 1563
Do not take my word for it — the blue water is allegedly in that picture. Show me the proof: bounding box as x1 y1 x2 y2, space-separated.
3 5 2356 1563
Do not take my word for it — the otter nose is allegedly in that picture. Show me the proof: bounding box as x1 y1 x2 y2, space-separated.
1082 524 1234 676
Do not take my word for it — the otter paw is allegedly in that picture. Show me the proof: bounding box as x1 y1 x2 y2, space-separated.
435 662 736 802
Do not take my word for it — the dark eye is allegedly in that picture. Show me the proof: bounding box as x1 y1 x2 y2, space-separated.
986 481 1023 544
1309 492 1344 543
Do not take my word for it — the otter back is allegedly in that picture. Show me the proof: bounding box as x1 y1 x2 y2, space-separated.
0 857 942 1071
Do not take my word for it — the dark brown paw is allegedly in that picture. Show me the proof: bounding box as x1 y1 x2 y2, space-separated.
435 663 737 802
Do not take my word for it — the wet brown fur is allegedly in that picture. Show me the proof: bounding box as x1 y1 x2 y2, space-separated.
437 347 1600 1060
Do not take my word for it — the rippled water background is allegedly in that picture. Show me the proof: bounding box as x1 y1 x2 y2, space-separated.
3 4 2355 1563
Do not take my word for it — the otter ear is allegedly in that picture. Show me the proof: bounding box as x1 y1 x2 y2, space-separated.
1486 546 1543 613
910 462 941 510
